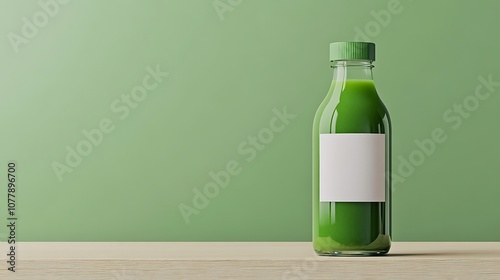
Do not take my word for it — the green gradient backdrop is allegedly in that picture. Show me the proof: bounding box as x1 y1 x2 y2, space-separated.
0 0 499 241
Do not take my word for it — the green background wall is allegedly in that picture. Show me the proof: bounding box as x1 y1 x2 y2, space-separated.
0 0 499 241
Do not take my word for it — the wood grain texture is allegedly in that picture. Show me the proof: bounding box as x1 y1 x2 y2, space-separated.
0 242 499 279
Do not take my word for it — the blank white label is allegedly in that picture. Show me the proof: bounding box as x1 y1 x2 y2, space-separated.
320 134 386 202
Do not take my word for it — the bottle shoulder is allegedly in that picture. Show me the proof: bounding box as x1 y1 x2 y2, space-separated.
313 82 390 134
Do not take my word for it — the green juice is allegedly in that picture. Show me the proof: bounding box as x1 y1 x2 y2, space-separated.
313 80 390 255
312 42 391 256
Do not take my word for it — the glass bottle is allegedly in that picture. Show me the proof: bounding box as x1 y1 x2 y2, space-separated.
312 42 391 256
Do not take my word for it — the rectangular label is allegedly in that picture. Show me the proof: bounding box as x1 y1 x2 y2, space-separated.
320 134 385 202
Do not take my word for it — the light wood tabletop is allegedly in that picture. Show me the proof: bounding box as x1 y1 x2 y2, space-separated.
1 242 499 279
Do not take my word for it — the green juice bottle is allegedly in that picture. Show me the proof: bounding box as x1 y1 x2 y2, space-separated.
312 42 391 256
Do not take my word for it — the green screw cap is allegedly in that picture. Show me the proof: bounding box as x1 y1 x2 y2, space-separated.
330 42 375 61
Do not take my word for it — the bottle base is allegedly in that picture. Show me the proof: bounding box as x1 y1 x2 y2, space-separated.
315 249 389 256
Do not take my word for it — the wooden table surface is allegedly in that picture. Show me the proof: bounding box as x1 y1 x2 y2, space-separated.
1 242 499 279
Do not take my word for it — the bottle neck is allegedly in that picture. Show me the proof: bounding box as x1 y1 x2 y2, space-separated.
331 60 374 81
